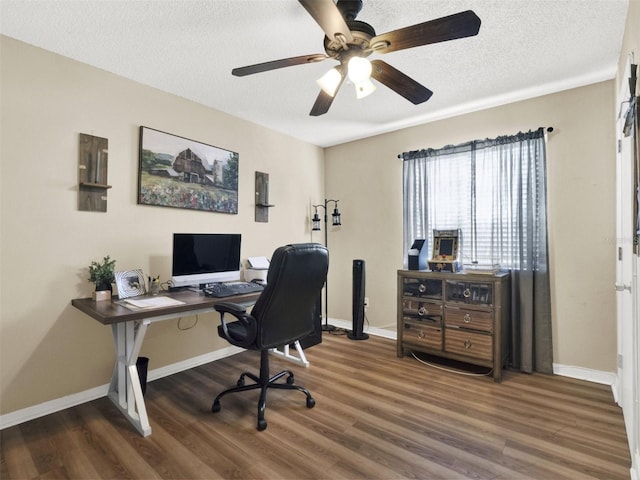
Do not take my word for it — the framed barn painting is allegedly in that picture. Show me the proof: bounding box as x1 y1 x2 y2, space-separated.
138 126 239 214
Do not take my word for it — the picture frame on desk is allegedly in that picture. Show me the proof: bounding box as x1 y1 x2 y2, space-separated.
115 269 146 299
137 126 239 214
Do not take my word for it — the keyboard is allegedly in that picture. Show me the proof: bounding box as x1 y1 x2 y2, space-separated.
203 281 264 298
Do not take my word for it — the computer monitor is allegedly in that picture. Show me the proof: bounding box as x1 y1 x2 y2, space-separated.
171 233 241 288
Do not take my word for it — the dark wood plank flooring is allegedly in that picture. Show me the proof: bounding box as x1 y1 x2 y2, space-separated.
1 333 631 479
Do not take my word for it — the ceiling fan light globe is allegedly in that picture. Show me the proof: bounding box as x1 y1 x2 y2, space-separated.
347 56 372 83
355 78 376 99
317 68 342 97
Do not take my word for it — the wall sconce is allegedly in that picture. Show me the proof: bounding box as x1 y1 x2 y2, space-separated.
311 198 342 331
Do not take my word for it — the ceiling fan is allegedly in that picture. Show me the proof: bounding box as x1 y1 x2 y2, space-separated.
232 0 481 116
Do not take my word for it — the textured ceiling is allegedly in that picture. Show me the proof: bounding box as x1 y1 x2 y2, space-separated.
0 0 630 147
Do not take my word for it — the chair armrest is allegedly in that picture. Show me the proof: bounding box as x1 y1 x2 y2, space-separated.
214 302 248 315
214 302 257 348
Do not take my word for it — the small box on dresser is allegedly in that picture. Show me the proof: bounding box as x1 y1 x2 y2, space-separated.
397 269 510 382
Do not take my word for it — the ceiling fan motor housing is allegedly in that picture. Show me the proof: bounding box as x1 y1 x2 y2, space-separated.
324 20 376 60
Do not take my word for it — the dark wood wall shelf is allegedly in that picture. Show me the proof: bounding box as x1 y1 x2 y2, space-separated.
255 171 274 222
79 182 112 189
78 133 110 212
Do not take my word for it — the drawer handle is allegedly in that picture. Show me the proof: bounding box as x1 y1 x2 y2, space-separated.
418 284 427 293
463 314 471 323
464 339 472 349
418 306 427 316
463 288 471 298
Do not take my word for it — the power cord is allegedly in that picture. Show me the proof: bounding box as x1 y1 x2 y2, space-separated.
327 311 371 336
410 350 493 378
177 315 198 330
329 327 348 336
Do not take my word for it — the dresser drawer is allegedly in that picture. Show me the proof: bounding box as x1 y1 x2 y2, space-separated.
445 280 493 306
403 299 442 324
445 328 492 361
445 307 493 333
403 320 443 350
403 277 442 300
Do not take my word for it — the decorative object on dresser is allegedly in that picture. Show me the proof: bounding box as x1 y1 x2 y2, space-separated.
397 269 510 382
427 229 462 272
88 255 116 301
407 238 429 270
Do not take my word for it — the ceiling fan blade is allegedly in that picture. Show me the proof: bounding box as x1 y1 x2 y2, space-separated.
232 54 328 77
310 67 346 116
298 0 354 44
370 60 433 104
370 10 481 54
310 90 335 116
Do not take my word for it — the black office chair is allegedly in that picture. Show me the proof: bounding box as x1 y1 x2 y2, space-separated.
212 243 329 430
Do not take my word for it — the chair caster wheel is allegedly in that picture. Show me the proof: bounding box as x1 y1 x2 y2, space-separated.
212 400 221 413
237 379 245 387
286 375 295 385
257 419 267 431
306 397 316 408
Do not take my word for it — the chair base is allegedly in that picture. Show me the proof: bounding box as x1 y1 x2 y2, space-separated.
212 349 315 430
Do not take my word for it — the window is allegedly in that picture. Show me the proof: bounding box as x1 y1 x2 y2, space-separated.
402 129 547 271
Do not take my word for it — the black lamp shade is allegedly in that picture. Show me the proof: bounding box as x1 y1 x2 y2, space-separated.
312 211 321 231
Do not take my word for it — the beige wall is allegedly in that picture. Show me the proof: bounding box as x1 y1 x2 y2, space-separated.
0 36 324 414
325 81 617 373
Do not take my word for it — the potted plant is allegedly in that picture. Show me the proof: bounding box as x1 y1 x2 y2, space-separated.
88 255 116 301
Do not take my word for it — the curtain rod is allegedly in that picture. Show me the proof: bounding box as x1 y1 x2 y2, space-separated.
398 127 553 160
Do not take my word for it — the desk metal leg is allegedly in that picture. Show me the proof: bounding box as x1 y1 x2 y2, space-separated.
109 320 151 436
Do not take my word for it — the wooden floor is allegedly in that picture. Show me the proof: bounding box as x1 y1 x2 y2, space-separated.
1 333 631 479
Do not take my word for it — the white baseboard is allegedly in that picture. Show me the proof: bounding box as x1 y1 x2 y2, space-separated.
632 450 640 480
552 363 617 386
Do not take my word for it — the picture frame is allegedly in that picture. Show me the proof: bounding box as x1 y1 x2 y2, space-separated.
115 269 146 299
138 126 239 214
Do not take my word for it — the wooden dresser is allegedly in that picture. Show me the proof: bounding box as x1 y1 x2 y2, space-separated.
397 269 510 381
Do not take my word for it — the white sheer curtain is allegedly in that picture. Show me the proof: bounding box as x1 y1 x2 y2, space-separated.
401 129 552 373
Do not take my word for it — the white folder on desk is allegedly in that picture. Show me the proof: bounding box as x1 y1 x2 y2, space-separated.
123 296 185 309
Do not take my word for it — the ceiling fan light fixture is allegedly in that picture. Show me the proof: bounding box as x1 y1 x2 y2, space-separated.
317 67 342 97
347 56 372 83
355 78 376 99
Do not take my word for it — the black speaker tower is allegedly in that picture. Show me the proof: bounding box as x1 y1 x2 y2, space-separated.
348 259 369 340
